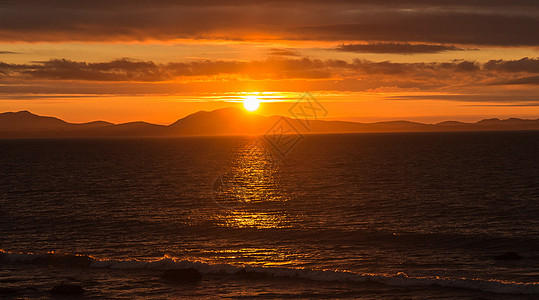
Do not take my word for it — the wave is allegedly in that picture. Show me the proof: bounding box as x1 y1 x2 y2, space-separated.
1 249 537 295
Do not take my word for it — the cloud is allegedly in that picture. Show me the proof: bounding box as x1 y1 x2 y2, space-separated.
0 57 492 82
491 75 539 85
484 57 539 73
1 58 537 83
0 58 335 81
0 56 536 102
268 48 300 56
0 1 537 45
299 13 539 46
0 51 19 54
335 43 468 54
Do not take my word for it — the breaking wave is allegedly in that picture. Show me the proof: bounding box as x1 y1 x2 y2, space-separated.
1 250 537 295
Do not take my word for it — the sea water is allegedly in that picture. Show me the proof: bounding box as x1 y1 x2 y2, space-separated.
0 131 538 298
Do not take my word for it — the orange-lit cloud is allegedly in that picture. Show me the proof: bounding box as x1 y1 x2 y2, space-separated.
1 57 537 87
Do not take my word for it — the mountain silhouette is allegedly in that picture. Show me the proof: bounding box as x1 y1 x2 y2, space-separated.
0 110 111 131
168 107 278 136
1 108 538 138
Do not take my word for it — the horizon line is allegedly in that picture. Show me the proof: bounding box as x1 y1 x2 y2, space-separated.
3 108 539 127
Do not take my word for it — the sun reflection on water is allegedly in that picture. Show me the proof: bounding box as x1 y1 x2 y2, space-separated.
212 137 294 229
186 247 305 267
228 211 289 229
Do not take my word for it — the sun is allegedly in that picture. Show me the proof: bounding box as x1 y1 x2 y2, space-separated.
243 96 260 112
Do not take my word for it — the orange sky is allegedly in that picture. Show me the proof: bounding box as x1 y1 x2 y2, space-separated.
0 1 538 124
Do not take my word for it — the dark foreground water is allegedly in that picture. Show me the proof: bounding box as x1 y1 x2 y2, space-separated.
0 131 538 299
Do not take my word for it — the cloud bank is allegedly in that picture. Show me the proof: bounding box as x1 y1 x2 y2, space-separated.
336 43 469 54
0 57 537 98
0 1 537 46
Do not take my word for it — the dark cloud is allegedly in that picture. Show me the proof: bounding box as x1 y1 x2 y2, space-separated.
0 58 334 81
4 1 538 9
491 75 539 85
345 59 482 74
0 57 536 87
484 57 539 73
0 51 18 54
449 61 481 72
336 43 468 54
300 13 539 46
0 58 474 81
1 59 166 81
0 1 537 45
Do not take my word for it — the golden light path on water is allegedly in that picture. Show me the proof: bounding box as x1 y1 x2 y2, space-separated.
205 137 304 266
212 137 293 229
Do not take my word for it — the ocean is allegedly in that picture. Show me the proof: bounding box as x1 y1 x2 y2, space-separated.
1 131 538 299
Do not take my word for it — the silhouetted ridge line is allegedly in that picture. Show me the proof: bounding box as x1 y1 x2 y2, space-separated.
0 109 538 137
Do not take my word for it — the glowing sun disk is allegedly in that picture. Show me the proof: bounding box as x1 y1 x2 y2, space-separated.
243 96 260 111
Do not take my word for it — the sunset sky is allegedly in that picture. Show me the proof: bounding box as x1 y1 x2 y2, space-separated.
0 0 538 124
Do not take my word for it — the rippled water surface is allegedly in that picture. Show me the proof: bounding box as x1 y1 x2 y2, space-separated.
1 132 538 298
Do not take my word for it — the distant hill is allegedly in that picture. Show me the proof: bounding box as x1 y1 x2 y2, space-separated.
0 111 164 137
168 107 278 136
0 108 538 138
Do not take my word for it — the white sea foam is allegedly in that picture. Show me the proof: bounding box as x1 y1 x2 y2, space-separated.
1 250 537 295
